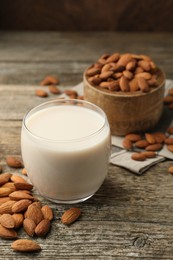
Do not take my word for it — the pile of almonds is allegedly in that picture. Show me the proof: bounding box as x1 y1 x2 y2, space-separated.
86 52 159 93
164 87 173 110
122 127 173 173
36 75 84 100
0 156 81 252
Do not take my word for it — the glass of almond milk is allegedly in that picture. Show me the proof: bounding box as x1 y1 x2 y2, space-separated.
21 99 111 204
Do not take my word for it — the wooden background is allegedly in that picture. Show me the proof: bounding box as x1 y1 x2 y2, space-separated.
0 0 173 31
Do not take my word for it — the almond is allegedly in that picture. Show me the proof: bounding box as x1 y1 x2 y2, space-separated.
35 219 50 237
0 197 11 206
11 239 41 252
138 77 150 92
12 199 32 213
138 60 151 71
123 70 133 80
106 53 120 63
113 72 122 79
99 81 110 89
0 214 15 228
41 205 54 221
64 90 78 97
9 191 34 201
61 208 81 225
126 60 136 71
135 72 152 80
129 78 139 92
14 182 33 191
148 75 158 86
145 143 163 151
0 200 16 214
131 153 146 161
135 140 149 148
119 76 130 92
11 175 27 184
168 166 173 174
122 139 133 150
35 89 48 98
21 168 27 176
2 182 16 192
145 133 156 144
117 54 132 67
25 204 44 225
0 173 12 186
167 127 173 135
0 166 2 173
49 85 61 95
167 145 173 152
86 68 101 77
165 138 173 145
101 63 111 73
108 81 120 91
141 151 157 158
153 132 166 143
88 76 101 85
12 213 24 229
23 218 36 237
0 224 17 239
125 133 141 142
0 187 12 197
6 156 23 168
135 66 144 74
40 75 59 86
100 71 113 80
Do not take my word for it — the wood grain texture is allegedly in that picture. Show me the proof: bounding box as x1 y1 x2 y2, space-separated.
0 32 173 259
0 0 173 32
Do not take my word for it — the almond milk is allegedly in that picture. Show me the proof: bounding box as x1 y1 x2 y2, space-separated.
21 100 110 203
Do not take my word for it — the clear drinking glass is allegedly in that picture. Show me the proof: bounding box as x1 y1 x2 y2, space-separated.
21 99 111 204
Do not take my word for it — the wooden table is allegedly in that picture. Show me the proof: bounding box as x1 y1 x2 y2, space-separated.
0 32 173 259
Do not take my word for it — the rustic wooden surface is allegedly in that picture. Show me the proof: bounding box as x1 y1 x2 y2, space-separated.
0 31 173 259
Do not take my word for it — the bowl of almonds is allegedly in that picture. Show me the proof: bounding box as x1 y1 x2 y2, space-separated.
84 52 165 136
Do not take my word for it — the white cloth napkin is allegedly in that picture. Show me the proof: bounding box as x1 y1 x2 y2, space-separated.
64 80 173 174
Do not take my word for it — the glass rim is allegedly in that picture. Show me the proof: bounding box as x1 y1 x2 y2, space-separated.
23 98 108 143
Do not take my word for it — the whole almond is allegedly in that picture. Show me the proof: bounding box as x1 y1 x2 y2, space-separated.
135 140 149 148
141 151 156 158
126 60 136 71
129 78 139 92
0 224 17 239
148 75 158 86
0 214 15 229
101 63 111 73
40 75 59 86
0 173 12 186
135 66 144 74
49 85 61 95
99 81 110 89
138 77 150 92
123 70 133 80
117 54 132 67
0 197 11 206
14 182 33 191
23 218 36 237
167 127 173 135
9 191 34 201
11 239 41 252
0 187 12 197
167 145 173 152
153 132 166 143
12 199 32 213
138 60 151 71
119 76 130 92
89 76 101 85
86 68 101 77
6 157 23 168
11 175 27 184
21 168 27 176
100 71 113 80
25 204 44 225
122 139 133 150
64 90 78 97
106 53 120 63
61 208 81 225
168 166 173 174
12 213 24 229
165 138 173 145
145 133 156 144
0 200 16 214
35 219 50 237
35 89 48 98
2 182 16 192
135 72 152 80
113 72 122 79
125 134 141 142
41 205 54 221
145 143 163 151
131 153 146 161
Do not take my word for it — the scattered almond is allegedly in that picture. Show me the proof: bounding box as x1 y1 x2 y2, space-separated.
135 140 149 148
141 151 156 158
21 168 27 176
168 166 173 174
41 205 54 221
6 157 23 168
125 133 141 142
35 219 50 237
12 213 24 229
25 204 44 225
122 138 133 150
40 75 59 86
35 89 48 98
131 153 146 161
12 199 32 213
49 85 61 95
11 239 41 252
23 218 36 237
145 143 162 151
0 224 17 239
61 208 81 225
145 133 156 144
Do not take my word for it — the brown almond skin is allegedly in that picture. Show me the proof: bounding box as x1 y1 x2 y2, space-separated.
61 208 81 225
106 53 120 63
35 219 50 237
41 205 54 221
0 201 16 214
135 72 152 80
126 60 136 71
123 70 133 80
23 218 36 237
48 85 61 95
0 173 12 186
6 156 23 168
122 139 133 150
0 197 11 206
100 71 113 80
135 140 149 149
131 153 146 161
168 166 173 174
40 75 59 86
138 60 151 71
129 78 139 92
35 89 48 98
167 145 173 152
141 151 156 158
9 191 34 201
11 175 27 184
125 134 141 142
117 54 132 67
12 199 32 213
119 76 130 92
145 144 163 151
153 132 166 143
86 67 101 77
145 133 156 144
2 182 16 192
26 204 44 225
11 239 41 252
0 214 15 229
138 77 150 92
14 182 33 191
12 213 24 229
0 187 12 197
0 224 17 239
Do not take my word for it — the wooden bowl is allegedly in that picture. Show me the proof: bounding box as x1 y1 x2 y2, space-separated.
84 68 165 136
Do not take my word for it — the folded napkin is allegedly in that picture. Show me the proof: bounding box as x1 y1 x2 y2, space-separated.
63 80 173 174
